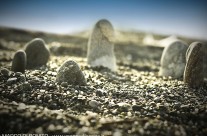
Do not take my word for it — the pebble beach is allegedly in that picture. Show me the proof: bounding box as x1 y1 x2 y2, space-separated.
0 26 207 135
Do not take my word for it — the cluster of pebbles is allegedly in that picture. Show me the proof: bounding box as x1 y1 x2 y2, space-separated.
0 19 207 135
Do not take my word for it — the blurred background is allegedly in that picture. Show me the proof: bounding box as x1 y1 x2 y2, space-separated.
0 0 207 40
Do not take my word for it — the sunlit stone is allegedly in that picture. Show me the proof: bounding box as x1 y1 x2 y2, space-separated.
159 40 188 78
87 19 117 71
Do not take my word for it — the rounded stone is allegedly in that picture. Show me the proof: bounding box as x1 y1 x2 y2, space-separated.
7 77 17 85
56 60 86 85
61 82 68 87
24 38 50 69
89 100 99 108
96 88 106 96
11 50 26 73
0 68 10 76
184 42 204 88
159 40 188 78
87 19 117 71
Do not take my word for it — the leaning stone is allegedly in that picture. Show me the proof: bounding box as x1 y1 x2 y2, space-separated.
56 60 86 85
11 50 26 73
24 38 50 69
87 19 117 71
184 42 205 88
159 40 188 78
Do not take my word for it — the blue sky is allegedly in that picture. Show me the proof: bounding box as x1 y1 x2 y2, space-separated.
0 0 206 40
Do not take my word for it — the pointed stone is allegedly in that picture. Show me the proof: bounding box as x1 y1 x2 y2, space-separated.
24 38 50 69
11 50 26 73
87 19 117 71
159 40 188 78
184 42 204 87
56 60 86 85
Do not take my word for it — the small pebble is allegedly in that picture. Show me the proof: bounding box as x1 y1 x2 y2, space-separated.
17 103 26 110
87 19 117 71
35 127 43 133
47 124 56 131
7 77 17 85
40 89 45 93
24 38 50 69
15 72 22 76
56 60 86 85
117 102 130 112
96 88 106 96
89 100 99 108
11 50 26 73
132 104 142 111
61 82 68 87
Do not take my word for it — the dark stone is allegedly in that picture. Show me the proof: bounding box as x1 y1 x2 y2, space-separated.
11 50 26 73
184 42 204 88
24 38 50 69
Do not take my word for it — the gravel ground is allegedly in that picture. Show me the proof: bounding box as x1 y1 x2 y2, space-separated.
0 28 207 135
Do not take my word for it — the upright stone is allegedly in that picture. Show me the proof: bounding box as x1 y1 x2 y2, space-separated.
184 42 204 87
11 50 26 73
159 40 188 78
24 38 50 69
87 19 117 71
56 60 86 85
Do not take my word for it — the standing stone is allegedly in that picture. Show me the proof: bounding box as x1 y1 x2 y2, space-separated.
56 60 86 85
159 40 188 78
184 42 204 87
11 50 26 73
24 38 50 69
87 19 117 71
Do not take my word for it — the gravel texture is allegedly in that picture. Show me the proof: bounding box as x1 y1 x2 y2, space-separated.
0 28 207 135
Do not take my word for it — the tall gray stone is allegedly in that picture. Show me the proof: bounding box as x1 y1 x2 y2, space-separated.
24 38 50 69
11 50 26 73
87 19 117 71
56 60 86 86
184 42 204 87
159 40 188 78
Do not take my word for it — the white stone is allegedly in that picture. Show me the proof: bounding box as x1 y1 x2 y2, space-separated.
87 19 117 71
143 34 156 45
159 40 188 78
